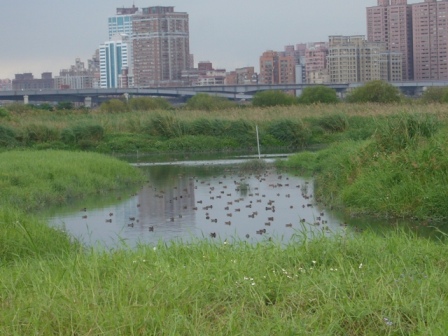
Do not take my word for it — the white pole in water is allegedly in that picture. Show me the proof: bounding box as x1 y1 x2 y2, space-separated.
256 125 261 159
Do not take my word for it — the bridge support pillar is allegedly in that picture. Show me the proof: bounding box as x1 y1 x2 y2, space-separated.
84 96 92 108
23 95 29 105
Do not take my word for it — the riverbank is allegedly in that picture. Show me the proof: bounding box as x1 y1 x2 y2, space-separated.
0 150 447 334
279 112 448 221
2 103 448 154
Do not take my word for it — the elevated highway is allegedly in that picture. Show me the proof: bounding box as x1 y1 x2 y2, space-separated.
0 81 447 106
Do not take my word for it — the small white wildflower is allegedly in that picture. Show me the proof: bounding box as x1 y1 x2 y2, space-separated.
153 247 157 251
312 261 316 264
359 263 363 269
244 276 249 280
251 282 255 286
330 268 334 271
142 260 146 262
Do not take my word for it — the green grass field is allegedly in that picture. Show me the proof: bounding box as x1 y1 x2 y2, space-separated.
1 113 447 334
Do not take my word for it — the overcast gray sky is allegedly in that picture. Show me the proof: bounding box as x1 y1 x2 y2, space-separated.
0 1 420 79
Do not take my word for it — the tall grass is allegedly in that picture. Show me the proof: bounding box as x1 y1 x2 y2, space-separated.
0 230 447 334
281 113 448 220
2 103 448 153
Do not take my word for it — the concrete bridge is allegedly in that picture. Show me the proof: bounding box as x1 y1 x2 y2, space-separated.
0 81 447 106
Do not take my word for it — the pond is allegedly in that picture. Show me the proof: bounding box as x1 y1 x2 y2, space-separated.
44 155 446 248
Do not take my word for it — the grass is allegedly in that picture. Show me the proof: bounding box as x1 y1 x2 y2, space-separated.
0 230 447 334
280 113 448 221
0 150 144 212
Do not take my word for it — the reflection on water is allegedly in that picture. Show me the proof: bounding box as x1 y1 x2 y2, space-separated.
46 159 447 248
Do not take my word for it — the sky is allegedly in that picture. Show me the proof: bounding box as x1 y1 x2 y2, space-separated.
0 0 421 79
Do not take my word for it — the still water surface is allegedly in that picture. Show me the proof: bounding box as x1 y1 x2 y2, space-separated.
45 156 445 248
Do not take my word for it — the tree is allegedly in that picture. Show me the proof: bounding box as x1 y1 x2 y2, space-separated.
346 80 402 103
252 90 298 107
297 86 338 104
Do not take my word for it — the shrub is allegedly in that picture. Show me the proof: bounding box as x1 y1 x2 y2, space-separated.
99 99 129 113
267 119 311 147
420 87 448 103
346 81 402 103
128 97 172 111
316 114 349 132
185 94 236 111
0 125 17 147
298 86 339 104
23 124 60 144
61 123 104 145
4 103 33 115
56 101 74 110
252 90 298 107
147 114 188 138
0 107 10 118
35 103 54 111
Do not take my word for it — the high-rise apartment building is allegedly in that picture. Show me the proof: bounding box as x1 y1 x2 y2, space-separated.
328 35 402 83
132 6 190 87
99 34 133 88
259 51 296 84
367 0 413 80
412 0 448 80
108 5 139 40
305 43 329 84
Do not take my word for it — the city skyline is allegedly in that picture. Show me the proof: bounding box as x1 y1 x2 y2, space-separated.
0 0 393 79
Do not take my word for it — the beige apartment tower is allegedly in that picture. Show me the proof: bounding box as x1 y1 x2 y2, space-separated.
412 0 448 80
327 35 402 83
132 6 190 87
367 0 414 80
